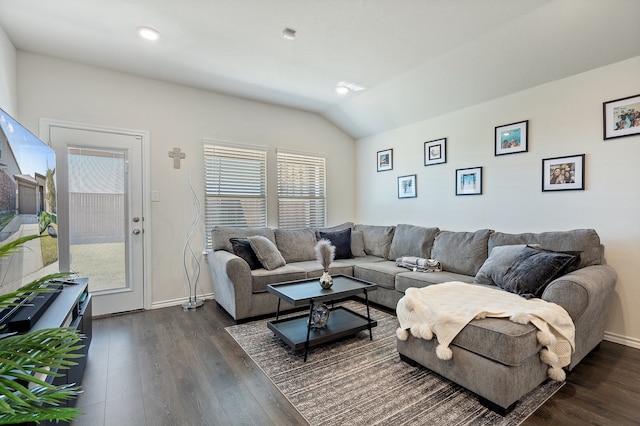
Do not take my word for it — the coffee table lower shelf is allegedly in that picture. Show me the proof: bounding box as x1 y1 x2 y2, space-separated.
267 306 377 352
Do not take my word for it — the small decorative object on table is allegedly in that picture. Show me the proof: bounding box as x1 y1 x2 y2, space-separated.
315 239 335 289
310 303 330 329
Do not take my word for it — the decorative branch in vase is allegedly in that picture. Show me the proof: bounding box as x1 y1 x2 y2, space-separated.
315 239 335 289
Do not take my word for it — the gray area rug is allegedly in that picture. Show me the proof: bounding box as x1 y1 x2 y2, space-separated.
226 300 563 426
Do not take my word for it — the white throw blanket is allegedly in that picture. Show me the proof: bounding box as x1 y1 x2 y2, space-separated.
396 282 575 381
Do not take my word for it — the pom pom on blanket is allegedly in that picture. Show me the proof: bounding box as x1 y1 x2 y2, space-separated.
540 348 559 365
436 344 453 360
537 329 556 347
396 328 409 341
548 366 566 381
510 312 530 324
410 324 433 340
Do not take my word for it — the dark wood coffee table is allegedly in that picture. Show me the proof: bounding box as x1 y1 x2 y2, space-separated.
266 275 378 361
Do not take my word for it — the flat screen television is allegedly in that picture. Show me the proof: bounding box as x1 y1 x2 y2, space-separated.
0 108 58 303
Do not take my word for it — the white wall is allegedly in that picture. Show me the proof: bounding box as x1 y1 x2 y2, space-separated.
16 52 356 307
355 56 640 347
0 24 16 114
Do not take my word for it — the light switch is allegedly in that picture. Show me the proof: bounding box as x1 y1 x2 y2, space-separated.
152 190 160 202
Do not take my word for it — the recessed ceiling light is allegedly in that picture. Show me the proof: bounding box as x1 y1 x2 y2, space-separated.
282 28 297 40
138 26 160 41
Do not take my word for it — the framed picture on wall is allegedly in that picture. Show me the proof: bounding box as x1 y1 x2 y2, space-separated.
455 167 482 195
398 174 417 198
542 154 585 191
377 149 393 172
495 120 528 155
603 94 640 140
424 138 447 166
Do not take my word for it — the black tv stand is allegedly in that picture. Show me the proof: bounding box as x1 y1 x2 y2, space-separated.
13 277 92 426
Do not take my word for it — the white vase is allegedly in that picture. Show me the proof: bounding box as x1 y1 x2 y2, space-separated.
319 271 333 289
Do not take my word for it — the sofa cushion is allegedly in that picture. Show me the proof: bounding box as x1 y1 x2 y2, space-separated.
248 235 286 270
229 238 262 270
250 265 307 293
489 229 602 268
431 229 492 276
388 224 440 260
289 260 354 278
351 230 367 257
353 261 404 290
395 271 474 293
274 228 317 263
354 224 396 258
316 228 353 259
501 245 580 298
212 226 276 253
452 317 541 366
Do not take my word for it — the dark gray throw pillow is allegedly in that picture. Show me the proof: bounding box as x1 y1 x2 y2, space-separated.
501 245 581 298
229 238 262 270
316 228 353 259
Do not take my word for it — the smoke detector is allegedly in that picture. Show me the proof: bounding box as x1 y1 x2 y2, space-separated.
282 28 297 40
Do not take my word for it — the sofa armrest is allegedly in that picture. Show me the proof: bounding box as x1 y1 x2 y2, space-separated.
542 264 617 369
208 250 253 320
542 265 616 320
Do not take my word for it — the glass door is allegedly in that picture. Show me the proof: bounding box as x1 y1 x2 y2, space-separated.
49 126 144 316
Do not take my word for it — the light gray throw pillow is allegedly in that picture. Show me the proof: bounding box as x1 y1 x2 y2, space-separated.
248 235 286 270
274 228 317 263
354 224 396 258
350 230 366 257
388 224 439 260
431 229 492 276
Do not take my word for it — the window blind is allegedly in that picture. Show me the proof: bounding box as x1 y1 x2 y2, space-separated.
203 142 267 247
277 151 326 229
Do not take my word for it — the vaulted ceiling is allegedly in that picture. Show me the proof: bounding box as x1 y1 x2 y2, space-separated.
1 0 638 139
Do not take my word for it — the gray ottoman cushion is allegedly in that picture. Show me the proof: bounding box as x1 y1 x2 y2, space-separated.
452 318 540 366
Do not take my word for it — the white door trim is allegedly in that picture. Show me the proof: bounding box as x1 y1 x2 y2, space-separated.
39 118 152 311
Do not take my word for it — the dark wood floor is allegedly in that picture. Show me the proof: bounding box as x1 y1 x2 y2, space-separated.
71 301 640 426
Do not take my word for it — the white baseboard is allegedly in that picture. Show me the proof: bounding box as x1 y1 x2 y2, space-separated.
151 293 214 310
604 331 640 349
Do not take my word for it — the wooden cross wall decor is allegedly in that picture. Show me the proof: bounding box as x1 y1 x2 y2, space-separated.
169 147 186 169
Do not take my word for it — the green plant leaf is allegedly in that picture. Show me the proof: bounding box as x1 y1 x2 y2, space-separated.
0 236 84 423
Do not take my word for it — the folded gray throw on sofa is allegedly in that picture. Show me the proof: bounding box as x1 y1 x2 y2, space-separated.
396 256 442 272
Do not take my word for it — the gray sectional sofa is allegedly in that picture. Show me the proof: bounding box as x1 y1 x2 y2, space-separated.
207 222 616 413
